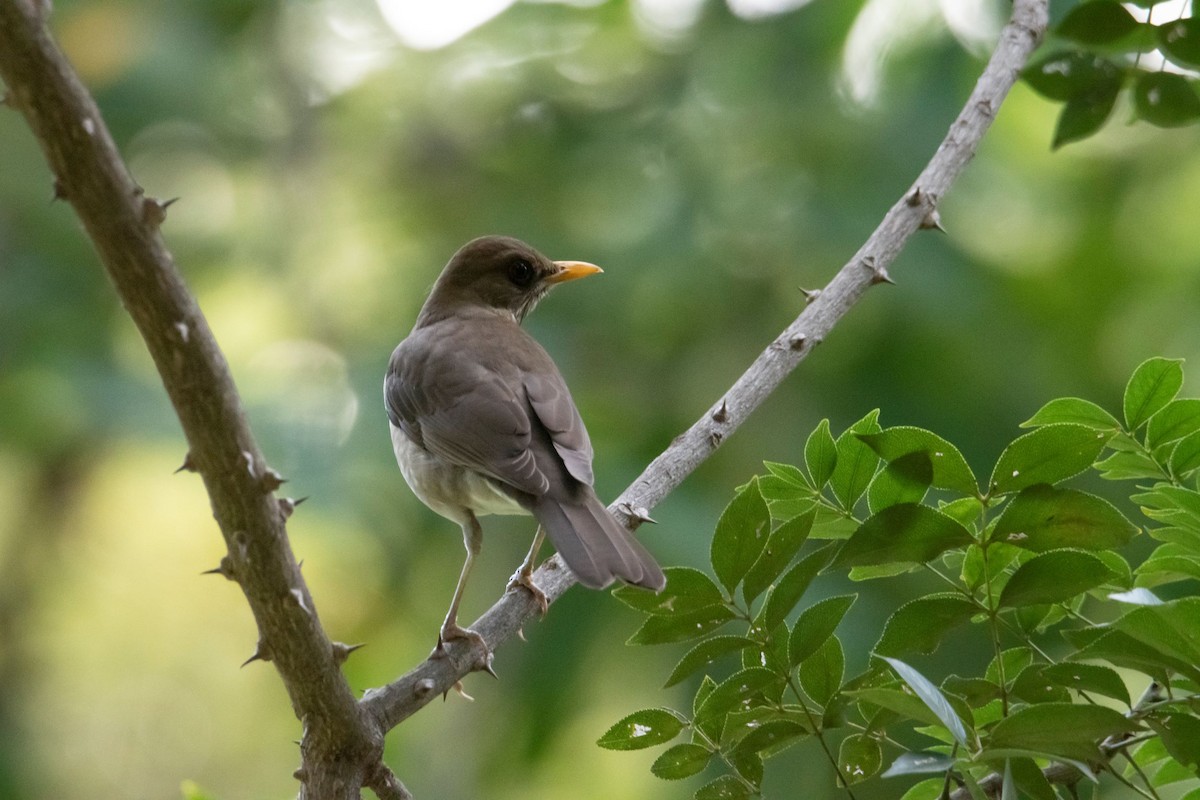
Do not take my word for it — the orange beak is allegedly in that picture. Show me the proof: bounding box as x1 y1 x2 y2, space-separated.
548 260 604 284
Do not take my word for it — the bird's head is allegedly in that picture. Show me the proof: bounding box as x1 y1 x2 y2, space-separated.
419 236 602 325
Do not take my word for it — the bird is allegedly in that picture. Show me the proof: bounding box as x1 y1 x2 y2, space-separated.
384 235 665 658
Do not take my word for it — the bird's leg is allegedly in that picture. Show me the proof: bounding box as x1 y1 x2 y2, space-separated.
433 515 489 660
506 525 549 615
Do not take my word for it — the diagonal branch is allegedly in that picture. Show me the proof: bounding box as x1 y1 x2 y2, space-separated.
0 0 1048 795
360 0 1050 732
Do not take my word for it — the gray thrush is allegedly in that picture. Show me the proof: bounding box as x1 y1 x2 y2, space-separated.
384 235 665 655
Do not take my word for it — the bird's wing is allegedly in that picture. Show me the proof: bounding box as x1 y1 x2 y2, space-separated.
523 370 595 487
385 335 550 497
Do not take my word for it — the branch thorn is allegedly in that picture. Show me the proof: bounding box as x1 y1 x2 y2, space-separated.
289 587 311 614
260 467 286 492
711 400 728 423
174 452 197 474
800 287 821 304
141 196 179 226
50 178 67 203
331 641 366 664
201 555 236 580
919 208 945 232
242 640 273 667
278 496 308 520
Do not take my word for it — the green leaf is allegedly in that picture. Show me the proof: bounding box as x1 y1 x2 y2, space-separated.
990 424 1112 494
742 511 814 604
1111 597 1200 672
651 743 714 780
838 734 883 784
1008 757 1058 800
881 657 970 748
1068 628 1193 683
799 636 844 706
1170 430 1200 477
1146 399 1200 448
990 484 1137 552
760 542 834 631
998 549 1115 607
614 567 725 615
857 426 978 495
1133 71 1200 128
1158 17 1200 68
694 775 751 800
694 667 778 726
805 419 838 488
1052 70 1122 149
597 708 685 750
664 636 757 688
1125 357 1185 430
874 593 979 657
830 410 882 510
1012 662 1129 706
1021 397 1121 430
789 594 856 666
1096 449 1164 480
711 478 771 594
628 605 736 645
867 451 932 512
882 752 956 778
988 704 1141 762
1023 51 1124 102
1056 1 1140 44
1146 713 1200 770
731 719 808 756
832 504 974 569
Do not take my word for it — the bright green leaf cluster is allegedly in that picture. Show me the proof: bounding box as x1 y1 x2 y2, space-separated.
1022 3 1200 147
603 357 1200 799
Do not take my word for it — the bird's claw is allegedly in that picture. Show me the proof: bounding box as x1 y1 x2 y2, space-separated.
506 569 549 616
432 622 490 663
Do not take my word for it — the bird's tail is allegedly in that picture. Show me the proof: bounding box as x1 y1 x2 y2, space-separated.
534 491 665 592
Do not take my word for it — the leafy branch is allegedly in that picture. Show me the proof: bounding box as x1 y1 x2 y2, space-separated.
604 357 1200 800
0 0 1049 796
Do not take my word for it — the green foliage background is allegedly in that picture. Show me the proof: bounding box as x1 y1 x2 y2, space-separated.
1 0 1198 798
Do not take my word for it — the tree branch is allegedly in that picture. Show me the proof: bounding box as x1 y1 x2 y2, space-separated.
361 0 1050 732
0 0 1048 795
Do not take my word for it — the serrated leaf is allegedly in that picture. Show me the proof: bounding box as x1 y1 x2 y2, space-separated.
1125 357 1185 430
881 657 969 747
694 775 751 800
867 451 933 512
1146 713 1200 770
597 708 685 750
742 511 814 604
1146 399 1200 448
694 667 778 726
799 636 844 706
1111 597 1200 673
651 742 714 780
998 549 1115 607
1008 757 1058 800
1096 449 1164 480
805 419 838 488
614 567 725 615
990 484 1137 552
839 734 883 784
883 752 956 779
1023 51 1124 102
1068 628 1194 683
664 636 756 688
760 542 834 631
1056 1 1140 44
857 426 978 495
731 719 808 756
789 594 856 666
1170 430 1200 477
831 504 974 569
1021 397 1121 430
629 605 736 645
830 410 882 510
1159 17 1200 68
988 704 1141 762
990 424 1112 494
1017 662 1130 706
1053 75 1122 149
1133 71 1200 128
874 594 979 657
712 479 771 594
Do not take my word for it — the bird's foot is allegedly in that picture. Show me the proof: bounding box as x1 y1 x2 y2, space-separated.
506 568 549 616
431 622 496 677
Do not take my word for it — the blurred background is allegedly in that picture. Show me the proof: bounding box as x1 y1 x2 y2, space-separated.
1 0 1199 798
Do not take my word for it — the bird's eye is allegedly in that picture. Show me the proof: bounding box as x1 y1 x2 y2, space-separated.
507 258 535 287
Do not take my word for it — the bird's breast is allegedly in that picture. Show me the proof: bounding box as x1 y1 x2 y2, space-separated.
390 423 528 522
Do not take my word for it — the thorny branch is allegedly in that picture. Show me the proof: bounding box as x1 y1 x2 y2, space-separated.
0 0 1048 796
